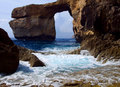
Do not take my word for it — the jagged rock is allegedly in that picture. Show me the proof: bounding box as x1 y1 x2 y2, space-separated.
71 0 120 42
66 0 120 62
29 56 45 67
9 0 120 62
0 28 19 74
17 46 45 67
70 0 120 62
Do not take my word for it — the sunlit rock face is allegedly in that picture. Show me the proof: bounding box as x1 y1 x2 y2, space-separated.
68 0 120 62
10 0 120 61
68 0 120 42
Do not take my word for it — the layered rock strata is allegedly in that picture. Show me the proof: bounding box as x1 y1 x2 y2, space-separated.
9 2 71 41
10 0 120 61
70 0 120 62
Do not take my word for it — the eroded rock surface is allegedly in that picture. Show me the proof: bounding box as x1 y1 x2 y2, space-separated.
70 0 120 62
10 0 120 61
17 46 45 67
0 28 19 74
9 2 71 41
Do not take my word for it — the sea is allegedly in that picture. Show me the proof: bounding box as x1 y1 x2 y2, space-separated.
0 38 118 86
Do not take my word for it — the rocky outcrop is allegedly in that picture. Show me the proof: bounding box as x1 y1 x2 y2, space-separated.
9 16 55 41
10 0 120 62
69 0 120 62
62 65 120 87
29 65 120 87
0 83 10 87
0 28 19 74
70 0 120 41
9 2 71 41
17 46 45 67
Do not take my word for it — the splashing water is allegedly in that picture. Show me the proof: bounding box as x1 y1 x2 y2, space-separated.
0 38 120 86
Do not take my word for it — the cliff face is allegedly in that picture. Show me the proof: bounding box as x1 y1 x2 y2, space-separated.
69 0 120 42
10 0 120 61
68 0 120 62
9 2 71 41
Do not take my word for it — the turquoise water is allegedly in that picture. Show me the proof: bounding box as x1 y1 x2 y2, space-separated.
0 39 118 86
12 38 101 73
0 38 108 86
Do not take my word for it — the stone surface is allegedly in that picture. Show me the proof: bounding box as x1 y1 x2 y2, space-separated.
68 0 120 62
7 0 120 86
29 55 45 67
17 46 45 67
9 17 55 41
10 0 120 62
9 2 71 41
0 83 10 87
0 28 19 74
47 65 120 87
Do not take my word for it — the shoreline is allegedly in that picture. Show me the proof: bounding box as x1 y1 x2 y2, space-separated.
0 49 120 87
0 65 120 87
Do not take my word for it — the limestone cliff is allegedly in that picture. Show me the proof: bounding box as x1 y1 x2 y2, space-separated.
10 0 120 62
9 2 71 41
68 0 120 62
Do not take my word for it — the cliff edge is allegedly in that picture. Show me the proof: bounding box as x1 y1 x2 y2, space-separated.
9 0 120 62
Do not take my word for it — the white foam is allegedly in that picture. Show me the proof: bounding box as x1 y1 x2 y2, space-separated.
0 53 120 87
39 46 80 54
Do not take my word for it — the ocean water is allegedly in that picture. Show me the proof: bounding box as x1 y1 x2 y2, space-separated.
0 38 119 86
13 38 80 52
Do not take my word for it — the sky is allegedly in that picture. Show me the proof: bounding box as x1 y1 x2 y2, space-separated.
0 0 73 39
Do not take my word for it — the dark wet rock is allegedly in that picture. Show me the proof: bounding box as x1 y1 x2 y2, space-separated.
0 83 10 87
17 46 45 67
29 55 45 67
0 28 19 74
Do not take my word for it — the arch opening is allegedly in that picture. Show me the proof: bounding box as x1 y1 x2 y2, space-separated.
54 11 74 39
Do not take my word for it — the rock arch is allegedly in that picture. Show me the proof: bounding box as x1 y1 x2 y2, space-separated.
9 1 72 41
9 0 120 62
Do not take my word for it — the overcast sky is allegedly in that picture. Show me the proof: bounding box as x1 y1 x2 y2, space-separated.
0 0 73 39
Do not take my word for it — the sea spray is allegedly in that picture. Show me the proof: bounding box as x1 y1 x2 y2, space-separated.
0 53 120 87
1 38 119 86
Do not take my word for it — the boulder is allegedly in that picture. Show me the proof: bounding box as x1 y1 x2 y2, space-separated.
17 46 45 67
29 56 45 67
0 28 19 74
